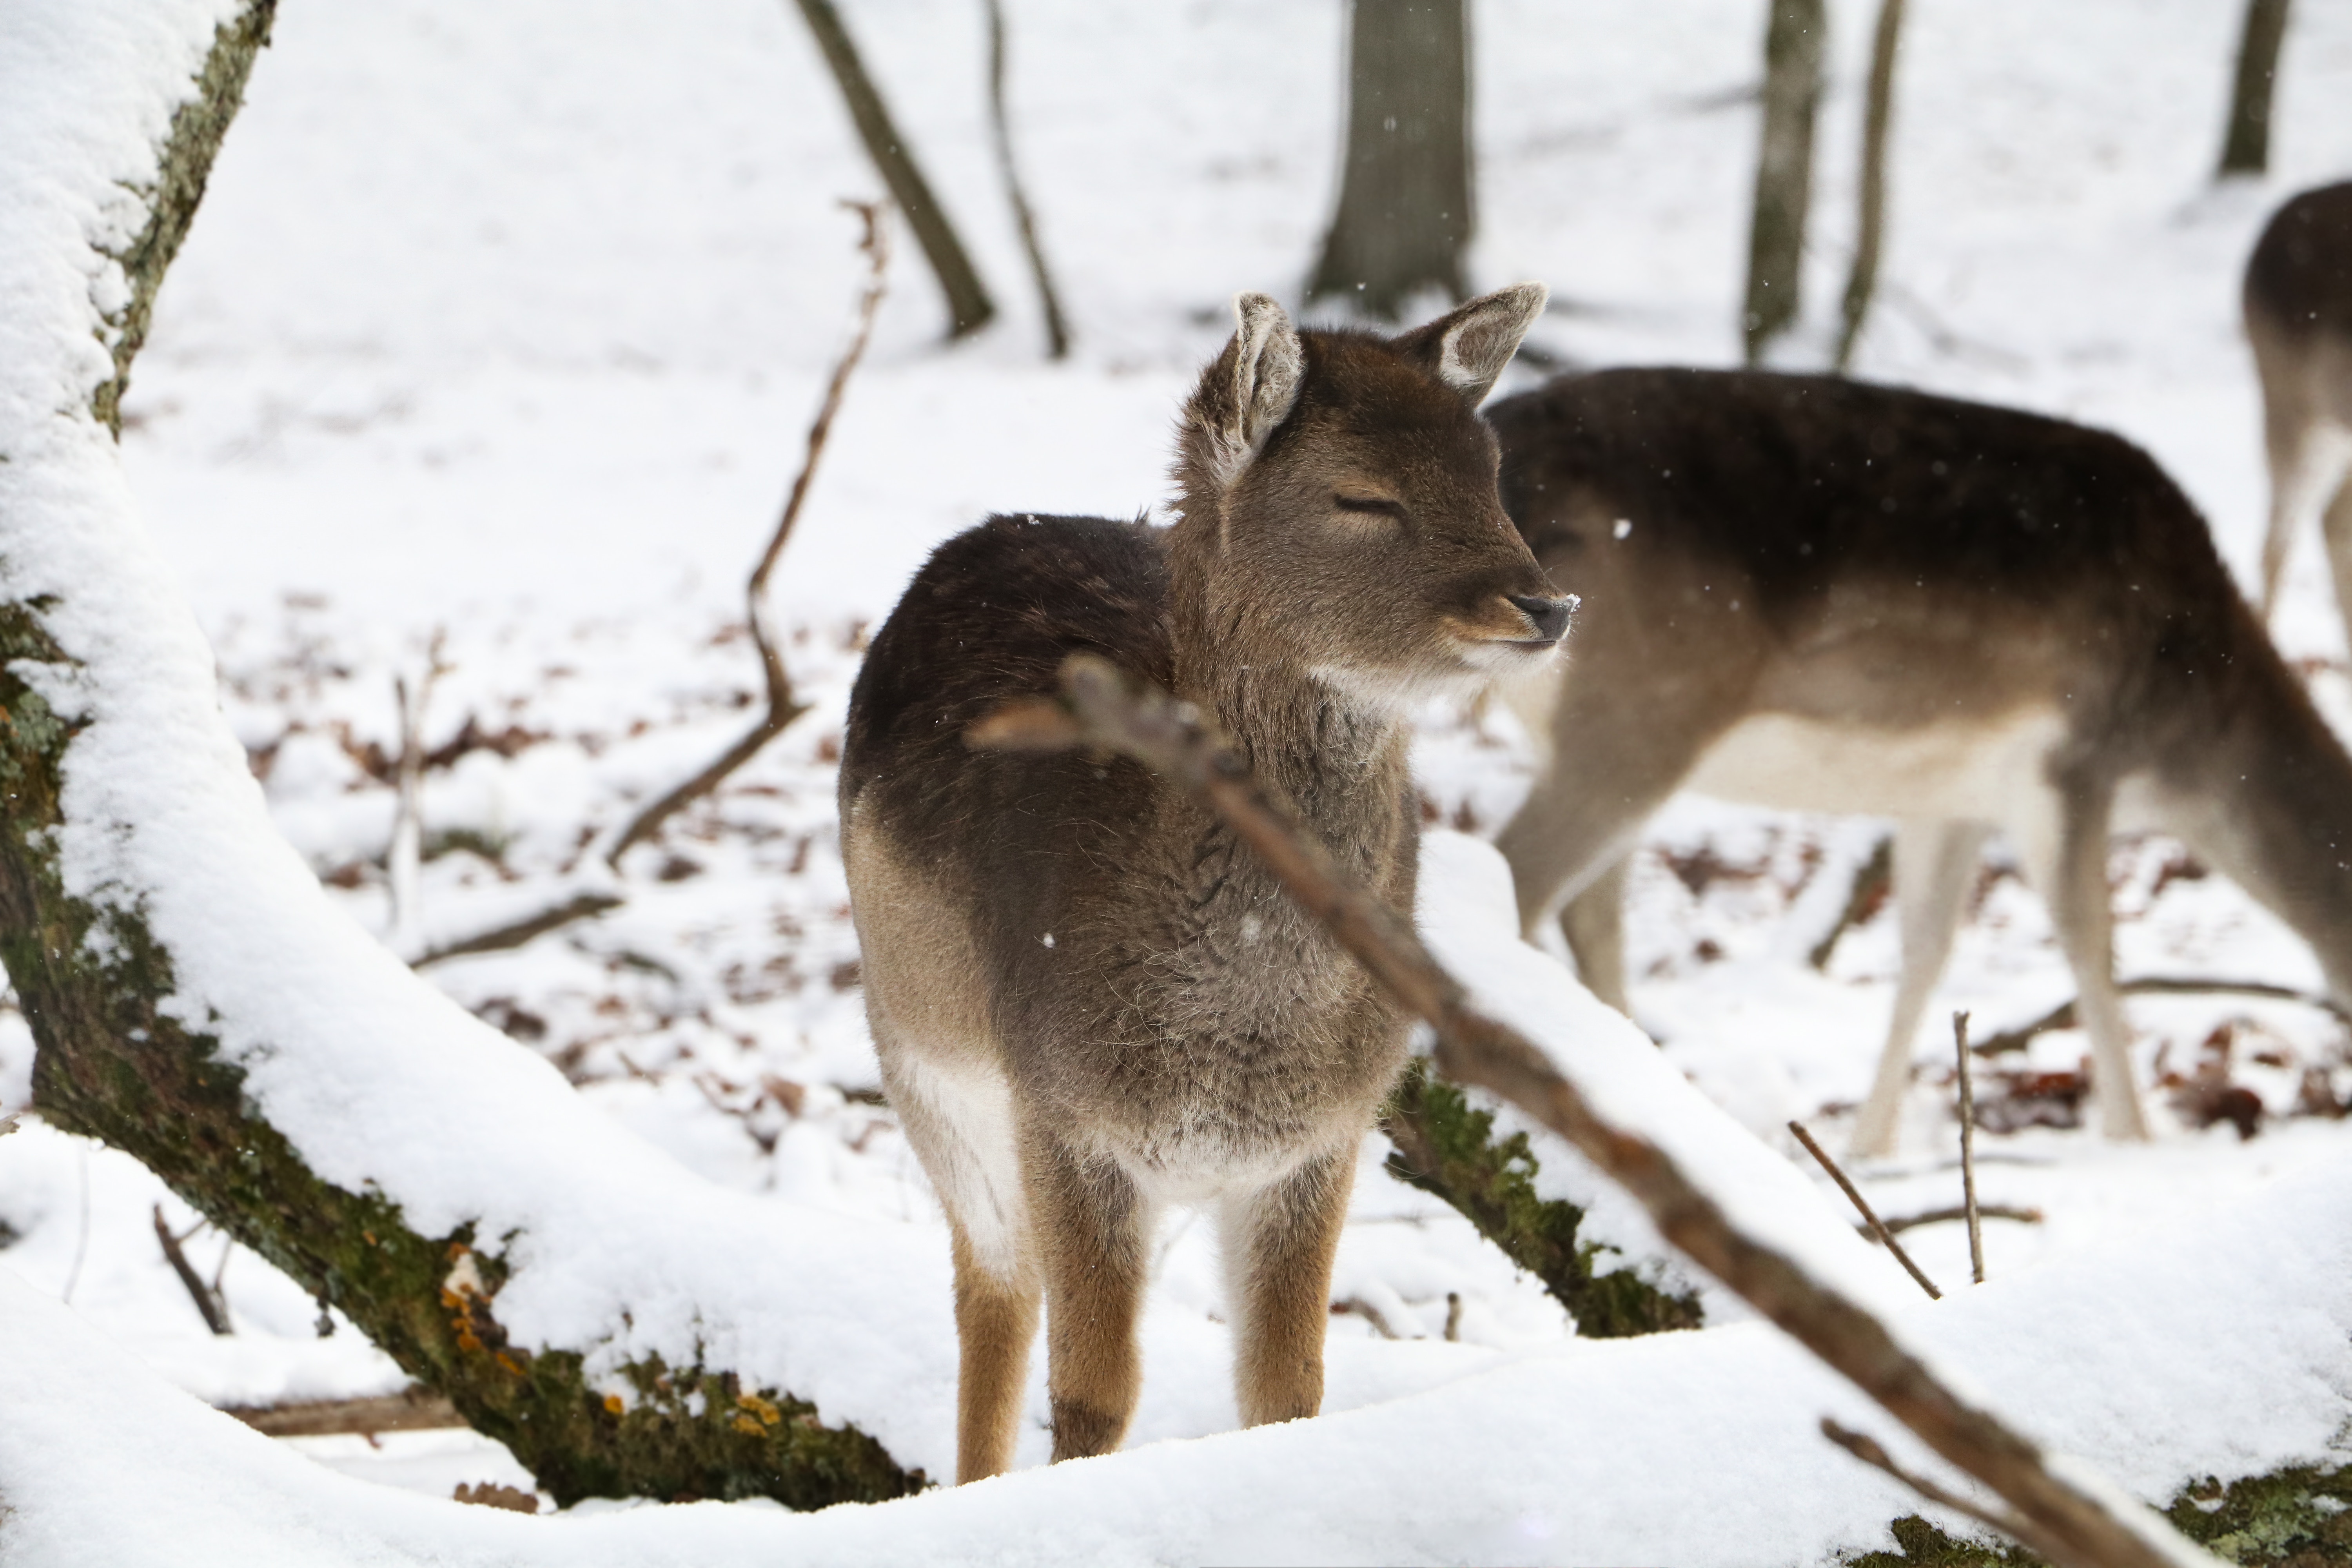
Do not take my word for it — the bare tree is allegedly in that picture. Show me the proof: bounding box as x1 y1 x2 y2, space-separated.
1744 0 1826 363
1307 0 1474 319
1834 0 1906 372
791 0 995 338
2218 0 2293 178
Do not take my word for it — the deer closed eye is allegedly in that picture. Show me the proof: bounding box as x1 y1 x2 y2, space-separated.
1332 491 1408 522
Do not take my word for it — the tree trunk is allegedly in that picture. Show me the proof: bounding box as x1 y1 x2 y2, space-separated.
984 0 1070 359
2218 0 2292 178
0 0 920 1510
791 0 995 339
1306 0 1474 320
1834 0 1906 373
1743 0 1826 364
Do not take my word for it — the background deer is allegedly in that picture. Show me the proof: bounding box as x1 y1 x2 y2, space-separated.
1489 367 2352 1158
840 286 1564 1481
2251 180 2352 626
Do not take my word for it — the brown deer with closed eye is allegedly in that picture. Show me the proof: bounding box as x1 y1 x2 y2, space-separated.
841 285 1566 1482
2250 180 2352 627
1489 367 2352 1159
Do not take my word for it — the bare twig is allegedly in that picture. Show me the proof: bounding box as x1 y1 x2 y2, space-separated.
1789 1119 1942 1301
223 1387 462 1437
1444 1290 1464 1342
1823 1417 2059 1561
1878 1204 2042 1236
983 0 1070 359
412 889 624 968
1332 1296 1406 1340
1955 1011 1985 1285
1972 976 2348 1056
388 628 452 956
605 200 890 869
153 1203 232 1335
973 653 2211 1568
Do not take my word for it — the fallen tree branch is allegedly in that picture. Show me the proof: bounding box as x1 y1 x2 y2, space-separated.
973 653 2213 1568
224 1387 461 1438
412 889 623 968
1973 977 2348 1057
154 1203 232 1336
1878 1205 2042 1237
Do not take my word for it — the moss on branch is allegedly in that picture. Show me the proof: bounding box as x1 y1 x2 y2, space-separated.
1381 1058 1703 1337
1846 1465 2352 1566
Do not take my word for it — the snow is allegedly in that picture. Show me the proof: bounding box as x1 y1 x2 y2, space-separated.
6 0 2352 1560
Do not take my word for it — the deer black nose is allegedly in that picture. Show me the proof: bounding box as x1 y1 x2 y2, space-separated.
1509 593 1573 644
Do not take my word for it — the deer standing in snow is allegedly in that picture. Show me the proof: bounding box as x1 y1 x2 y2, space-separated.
1489 368 2352 1158
841 286 1564 1481
2250 180 2352 626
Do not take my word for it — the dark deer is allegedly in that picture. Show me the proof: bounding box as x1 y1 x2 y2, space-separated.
841 287 1564 1481
1488 367 2352 1158
2250 180 2352 625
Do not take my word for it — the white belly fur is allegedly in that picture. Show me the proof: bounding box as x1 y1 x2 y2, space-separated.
1684 706 2070 825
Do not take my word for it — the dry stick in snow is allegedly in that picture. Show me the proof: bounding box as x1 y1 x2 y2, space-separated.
982 0 1069 359
387 628 450 956
1824 1417 2051 1552
154 1203 232 1336
605 201 890 867
1880 1203 2041 1236
1789 1118 1942 1301
1954 1009 1985 1285
972 653 2212 1568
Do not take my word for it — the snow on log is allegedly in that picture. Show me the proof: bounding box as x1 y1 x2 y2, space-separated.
0 0 925 1506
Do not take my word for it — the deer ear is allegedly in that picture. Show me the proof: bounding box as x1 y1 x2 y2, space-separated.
1393 282 1548 406
1186 292 1305 493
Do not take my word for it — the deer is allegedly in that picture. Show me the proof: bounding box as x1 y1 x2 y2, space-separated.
1486 367 2352 1160
2250 180 2352 627
839 285 1566 1483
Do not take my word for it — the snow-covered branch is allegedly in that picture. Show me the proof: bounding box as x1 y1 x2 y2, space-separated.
0 0 926 1507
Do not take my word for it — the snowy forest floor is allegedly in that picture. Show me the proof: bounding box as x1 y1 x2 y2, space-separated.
5 0 2352 1524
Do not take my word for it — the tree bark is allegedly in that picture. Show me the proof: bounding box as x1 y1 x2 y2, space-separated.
2217 0 2292 179
0 0 921 1510
791 0 995 339
1306 0 1473 320
1834 0 1906 373
1744 0 1826 363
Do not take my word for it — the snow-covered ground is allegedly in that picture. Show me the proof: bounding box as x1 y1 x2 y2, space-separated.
7 0 2352 1557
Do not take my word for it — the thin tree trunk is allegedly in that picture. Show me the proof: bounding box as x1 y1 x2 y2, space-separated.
1744 0 1826 364
1834 0 1906 373
791 0 995 338
0 0 920 1509
1307 0 1473 320
983 0 1070 359
2218 0 2292 178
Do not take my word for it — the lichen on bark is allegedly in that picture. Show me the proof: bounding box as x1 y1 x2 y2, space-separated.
1381 1058 1703 1337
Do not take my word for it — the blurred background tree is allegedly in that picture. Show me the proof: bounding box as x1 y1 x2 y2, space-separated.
2218 0 2292 178
1307 0 1474 319
1743 0 1824 363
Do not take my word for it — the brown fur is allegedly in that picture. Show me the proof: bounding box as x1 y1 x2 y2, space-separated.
2248 181 2352 622
842 287 1563 1480
1489 368 2352 1157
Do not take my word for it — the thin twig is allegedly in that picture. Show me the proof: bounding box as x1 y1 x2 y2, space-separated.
388 628 452 957
1332 1296 1406 1340
605 199 891 868
223 1388 462 1437
1955 1011 1985 1285
154 1203 232 1335
1971 976 2347 1056
1789 1120 1942 1301
1877 1204 2042 1236
983 0 1070 359
971 654 2211 1568
1822 1417 2061 1562
59 1145 89 1305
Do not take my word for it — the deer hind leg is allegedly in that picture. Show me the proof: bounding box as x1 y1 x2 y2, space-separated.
1849 819 1989 1159
2318 441 2352 644
1025 1128 1152 1462
876 1051 1040 1483
1558 856 1631 1013
2019 784 2151 1141
1221 1145 1355 1429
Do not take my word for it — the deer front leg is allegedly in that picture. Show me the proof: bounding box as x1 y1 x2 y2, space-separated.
1849 818 1990 1159
1025 1129 1151 1463
1221 1146 1356 1429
